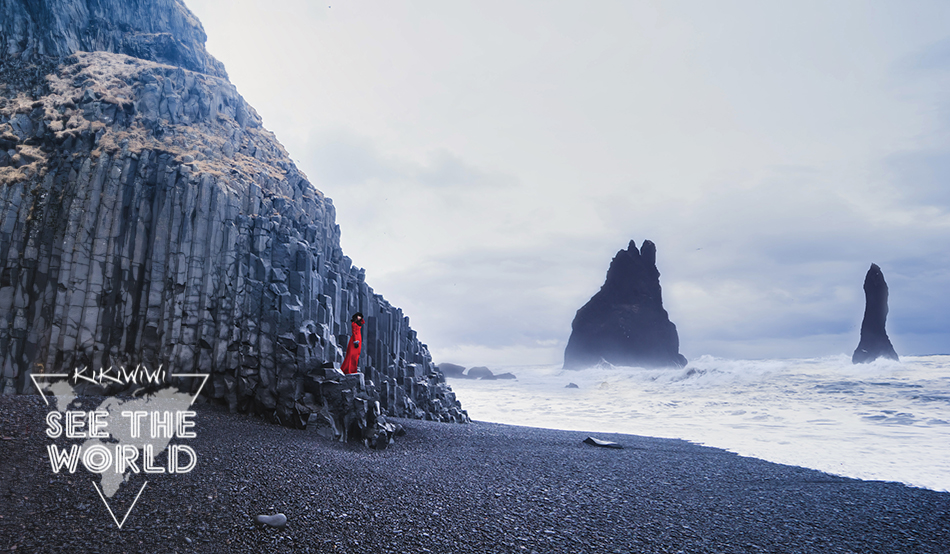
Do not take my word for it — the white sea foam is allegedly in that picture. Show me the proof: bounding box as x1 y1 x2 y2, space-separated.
446 355 950 492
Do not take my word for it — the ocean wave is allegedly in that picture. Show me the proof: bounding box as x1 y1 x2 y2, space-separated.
447 355 950 492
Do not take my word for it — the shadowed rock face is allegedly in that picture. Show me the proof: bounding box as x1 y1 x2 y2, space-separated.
852 263 899 364
0 0 227 78
564 240 687 369
0 0 468 430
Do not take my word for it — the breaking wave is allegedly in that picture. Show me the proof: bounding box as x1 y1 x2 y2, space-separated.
448 355 950 492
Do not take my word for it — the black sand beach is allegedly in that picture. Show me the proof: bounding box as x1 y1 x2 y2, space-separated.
1 394 947 554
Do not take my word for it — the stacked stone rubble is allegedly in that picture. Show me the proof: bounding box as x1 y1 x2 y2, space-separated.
0 1 468 433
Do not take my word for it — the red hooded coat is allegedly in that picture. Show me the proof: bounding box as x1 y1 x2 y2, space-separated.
341 320 363 374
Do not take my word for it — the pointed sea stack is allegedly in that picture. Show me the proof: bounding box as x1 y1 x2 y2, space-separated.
564 240 687 369
852 264 899 364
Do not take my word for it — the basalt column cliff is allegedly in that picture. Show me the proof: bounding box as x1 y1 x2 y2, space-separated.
0 0 467 435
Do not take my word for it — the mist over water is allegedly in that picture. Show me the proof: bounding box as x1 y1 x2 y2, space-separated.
447 355 950 492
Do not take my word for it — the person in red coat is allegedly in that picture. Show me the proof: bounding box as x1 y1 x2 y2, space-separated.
340 312 364 374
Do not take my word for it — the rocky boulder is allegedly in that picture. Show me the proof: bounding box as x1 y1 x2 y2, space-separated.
466 366 494 379
564 240 687 369
852 263 899 364
437 363 465 378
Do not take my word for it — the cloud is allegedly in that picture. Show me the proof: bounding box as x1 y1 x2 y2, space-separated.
381 245 593 345
885 150 950 209
297 129 513 190
345 146 950 365
185 0 950 363
415 150 513 188
301 131 402 186
287 34 950 365
901 36 950 74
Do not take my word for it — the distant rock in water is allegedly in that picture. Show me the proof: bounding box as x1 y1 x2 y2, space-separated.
466 367 494 379
853 264 899 364
438 363 466 378
564 240 687 369
442 364 516 380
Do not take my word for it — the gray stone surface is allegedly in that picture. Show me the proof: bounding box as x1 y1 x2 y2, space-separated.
254 513 288 528
0 0 468 432
583 436 623 449
0 0 227 78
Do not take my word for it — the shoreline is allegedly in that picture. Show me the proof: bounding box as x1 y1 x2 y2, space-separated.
444 357 950 494
1 394 948 553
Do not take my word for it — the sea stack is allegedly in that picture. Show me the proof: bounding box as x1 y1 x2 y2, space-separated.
564 240 687 369
0 0 467 428
852 264 899 364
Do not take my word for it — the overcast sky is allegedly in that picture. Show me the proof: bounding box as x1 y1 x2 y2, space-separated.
185 0 950 366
